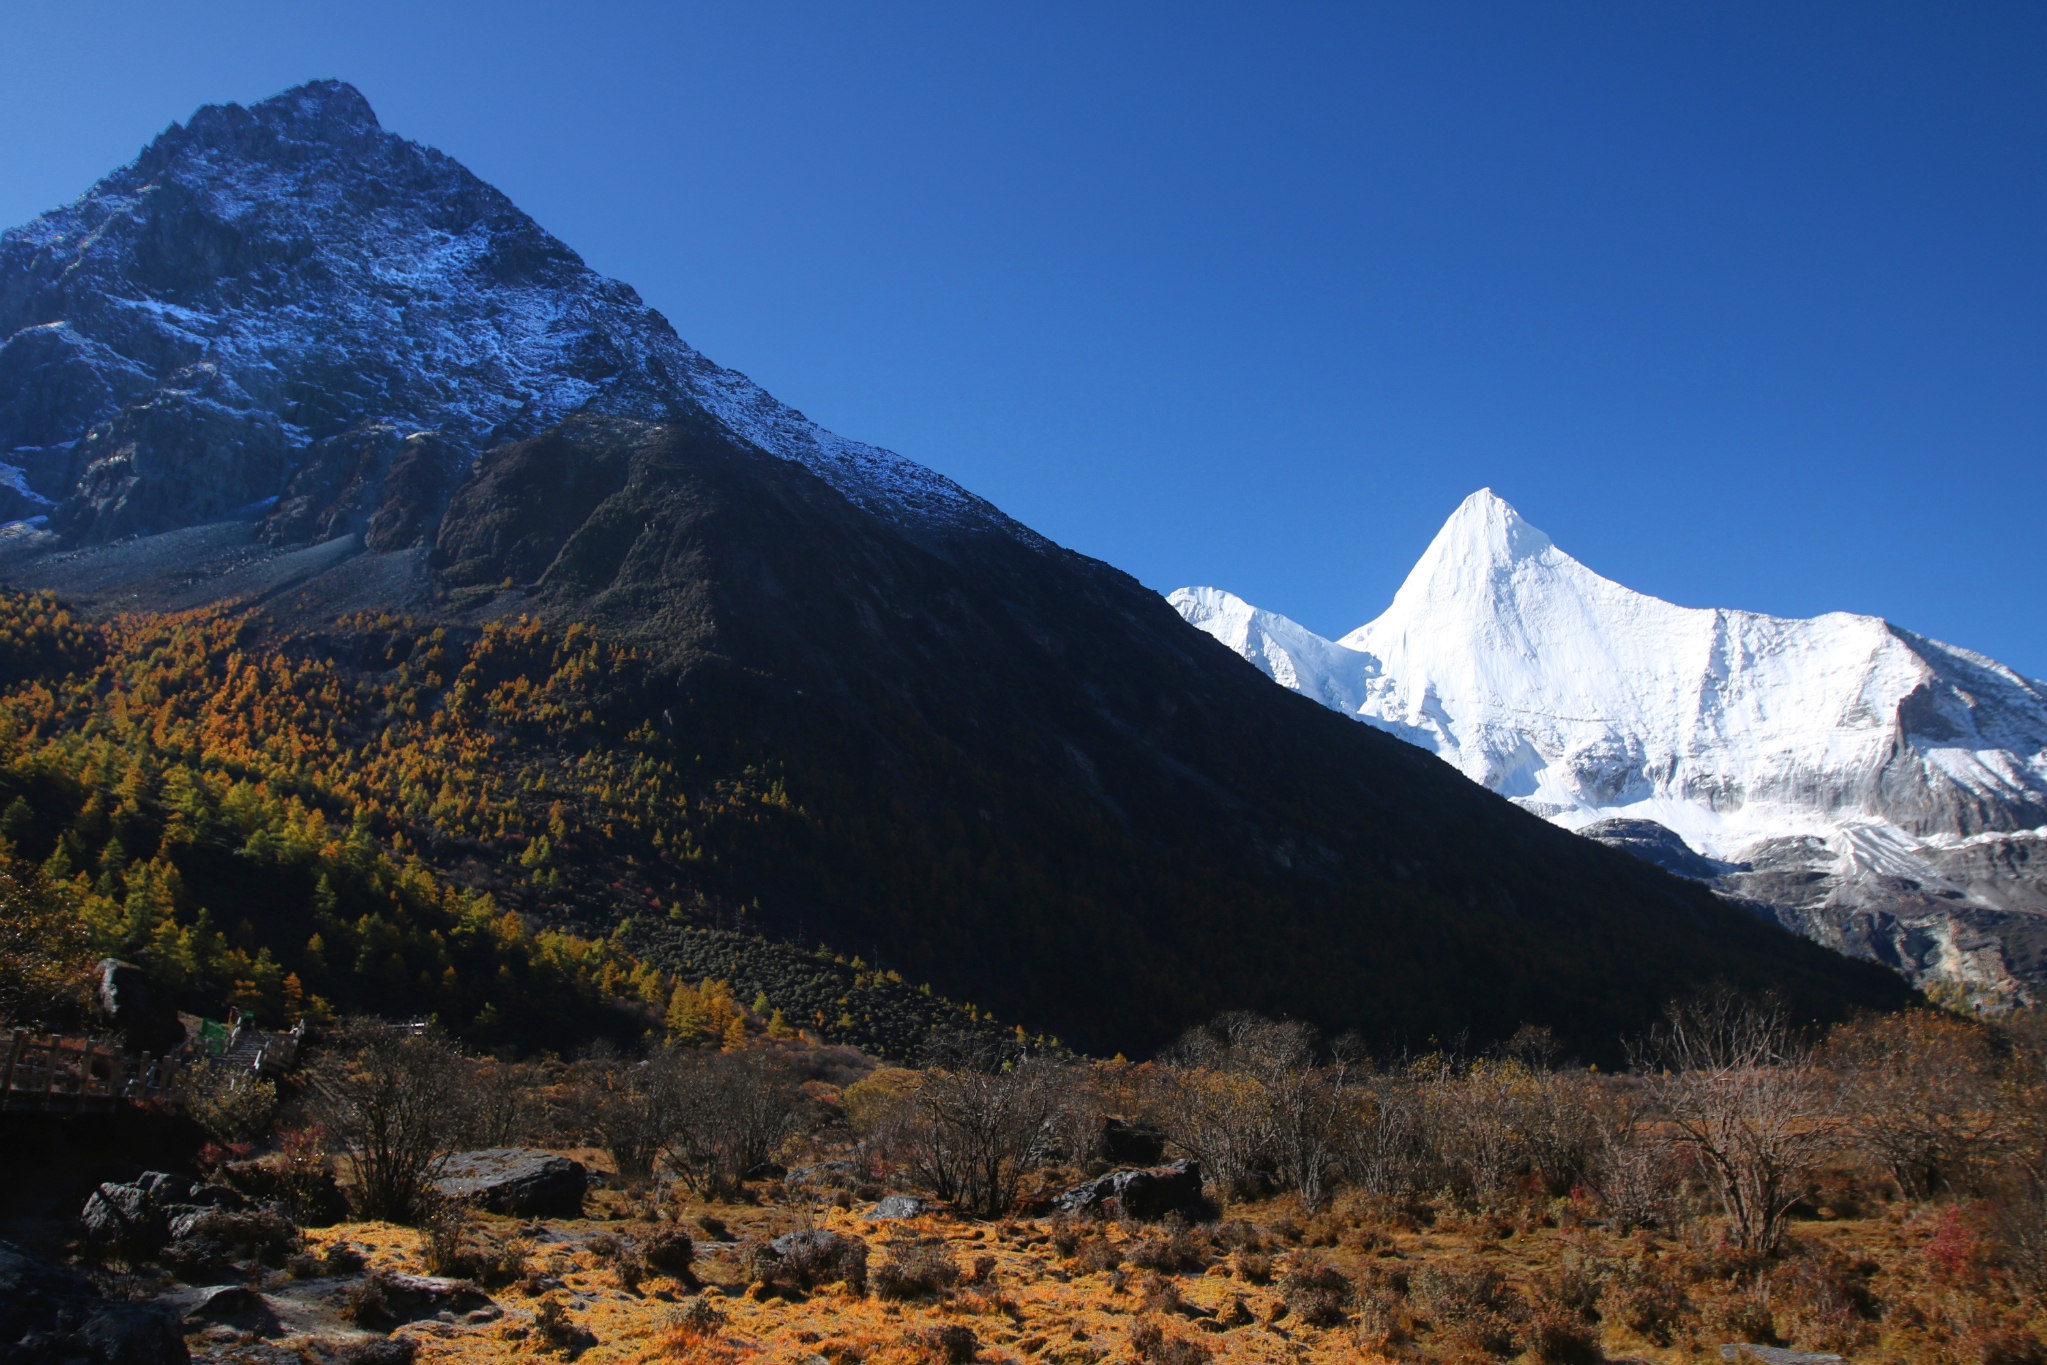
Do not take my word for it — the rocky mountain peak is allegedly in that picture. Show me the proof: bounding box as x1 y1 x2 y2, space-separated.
0 80 1015 546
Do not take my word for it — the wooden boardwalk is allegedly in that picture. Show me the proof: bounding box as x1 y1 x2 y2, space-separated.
0 1030 189 1113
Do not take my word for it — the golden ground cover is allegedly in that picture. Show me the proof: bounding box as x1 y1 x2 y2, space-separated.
242 1157 2031 1365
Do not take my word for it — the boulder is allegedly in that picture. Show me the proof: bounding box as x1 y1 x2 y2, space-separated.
430 1148 586 1218
0 1239 188 1364
863 1194 927 1221
80 1173 241 1255
1054 1159 1209 1222
1720 1349 1845 1365
1100 1117 1166 1166
95 959 185 1055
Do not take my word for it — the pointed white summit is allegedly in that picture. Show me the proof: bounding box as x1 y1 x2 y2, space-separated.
1174 490 2047 856
1173 488 2047 1001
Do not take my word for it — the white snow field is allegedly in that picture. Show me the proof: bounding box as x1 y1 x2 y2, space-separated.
1173 490 2047 998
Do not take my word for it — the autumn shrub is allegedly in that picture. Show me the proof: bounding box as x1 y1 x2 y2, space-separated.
917 1325 978 1363
1596 1256 1689 1345
1522 1267 1603 1365
1702 1285 1778 1346
1234 1249 1273 1283
589 1232 648 1291
1073 1236 1121 1274
1129 1318 1211 1365
1757 1244 1874 1353
1280 1253 1354 1328
1412 1264 1521 1355
1126 1222 1208 1273
1211 1218 1267 1249
534 1293 597 1353
872 1241 961 1299
187 1062 281 1145
343 1272 394 1327
755 1230 869 1294
643 1228 695 1279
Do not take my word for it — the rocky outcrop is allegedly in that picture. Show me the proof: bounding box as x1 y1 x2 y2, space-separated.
1055 1160 1210 1222
262 423 463 550
53 366 293 541
0 1239 187 1364
864 1195 927 1221
430 1149 586 1218
79 1172 242 1256
1587 818 2047 1007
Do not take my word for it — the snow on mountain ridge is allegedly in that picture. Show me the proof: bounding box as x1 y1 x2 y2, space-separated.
0 80 1020 541
1173 489 2047 998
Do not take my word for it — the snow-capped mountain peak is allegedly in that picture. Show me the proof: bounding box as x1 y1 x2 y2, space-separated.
1175 490 2047 1001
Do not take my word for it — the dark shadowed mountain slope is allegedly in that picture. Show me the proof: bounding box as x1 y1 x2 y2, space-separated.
0 82 1914 1056
417 413 1913 1055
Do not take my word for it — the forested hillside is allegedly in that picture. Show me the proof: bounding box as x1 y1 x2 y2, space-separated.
0 590 1012 1056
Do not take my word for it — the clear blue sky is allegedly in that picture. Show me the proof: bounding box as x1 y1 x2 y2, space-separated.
3 2 2042 675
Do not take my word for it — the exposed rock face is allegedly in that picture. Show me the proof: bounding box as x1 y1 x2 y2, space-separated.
1578 819 1739 883
0 1239 187 1365
864 1194 927 1221
0 80 1012 550
263 423 463 551
1584 818 2047 1006
1055 1160 1209 1222
430 1148 586 1218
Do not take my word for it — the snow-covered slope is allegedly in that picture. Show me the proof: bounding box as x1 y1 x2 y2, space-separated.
1171 490 2047 1001
0 80 1019 542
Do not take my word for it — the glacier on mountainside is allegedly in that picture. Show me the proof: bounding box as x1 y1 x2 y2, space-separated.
1171 489 2047 1002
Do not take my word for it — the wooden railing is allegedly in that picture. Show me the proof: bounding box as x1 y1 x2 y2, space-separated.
0 1030 188 1113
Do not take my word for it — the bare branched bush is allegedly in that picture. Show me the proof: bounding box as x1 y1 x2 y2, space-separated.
311 1020 467 1223
1639 989 1835 1255
1585 1084 1677 1232
580 1056 667 1183
461 1057 542 1149
1155 1014 1353 1207
1828 1008 2006 1199
875 1038 1068 1219
654 1047 807 1201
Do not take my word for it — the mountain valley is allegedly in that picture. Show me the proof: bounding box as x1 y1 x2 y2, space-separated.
0 81 1915 1058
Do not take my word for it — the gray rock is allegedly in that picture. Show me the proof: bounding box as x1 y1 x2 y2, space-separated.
1055 1159 1209 1222
0 1238 188 1364
80 1172 218 1253
185 1286 264 1320
1719 1347 1845 1365
431 1149 586 1218
863 1194 927 1221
